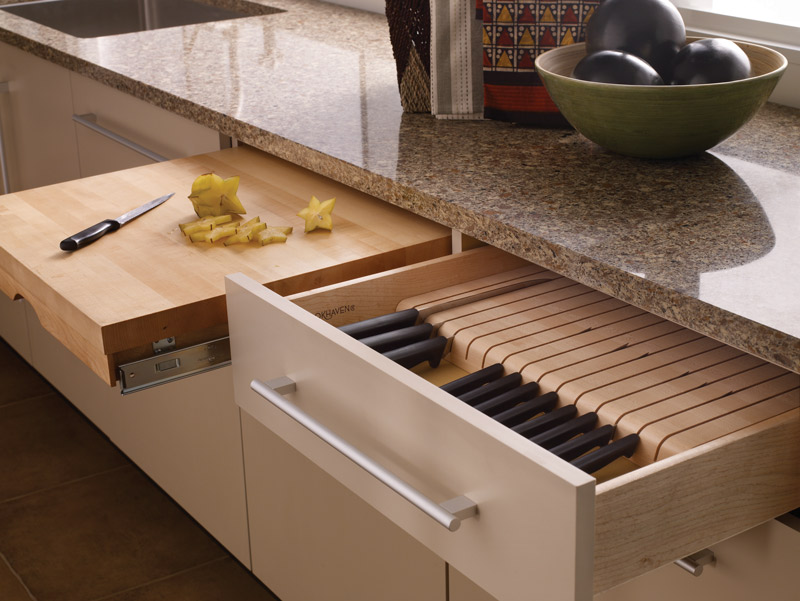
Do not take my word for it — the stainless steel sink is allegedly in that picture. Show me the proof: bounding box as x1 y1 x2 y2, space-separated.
1 0 281 38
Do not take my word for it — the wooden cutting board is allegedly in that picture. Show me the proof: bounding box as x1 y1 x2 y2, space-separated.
0 146 451 385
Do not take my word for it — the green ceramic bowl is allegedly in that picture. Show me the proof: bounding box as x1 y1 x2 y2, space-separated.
534 38 787 159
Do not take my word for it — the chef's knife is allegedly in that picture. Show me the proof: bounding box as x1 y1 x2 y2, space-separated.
60 192 174 251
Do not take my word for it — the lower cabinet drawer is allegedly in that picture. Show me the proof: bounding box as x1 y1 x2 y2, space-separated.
241 410 446 601
596 517 800 601
226 246 800 601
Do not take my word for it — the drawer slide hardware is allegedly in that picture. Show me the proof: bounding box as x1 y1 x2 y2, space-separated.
251 377 478 532
674 548 716 576
118 336 231 394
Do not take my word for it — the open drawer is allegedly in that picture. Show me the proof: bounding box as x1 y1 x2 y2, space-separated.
226 246 799 601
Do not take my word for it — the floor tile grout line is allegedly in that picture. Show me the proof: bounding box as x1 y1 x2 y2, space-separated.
85 556 229 601
0 464 131 506
1 552 38 601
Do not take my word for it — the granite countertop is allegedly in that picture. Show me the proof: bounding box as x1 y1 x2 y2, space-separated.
1 0 798 372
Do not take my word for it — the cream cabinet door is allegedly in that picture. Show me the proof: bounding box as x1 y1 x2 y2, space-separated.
0 42 81 192
70 73 221 177
23 303 251 566
241 411 445 601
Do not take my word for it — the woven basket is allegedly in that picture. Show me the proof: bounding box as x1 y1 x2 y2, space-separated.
385 0 431 113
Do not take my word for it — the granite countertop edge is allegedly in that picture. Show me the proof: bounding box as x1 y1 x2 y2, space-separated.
0 4 798 373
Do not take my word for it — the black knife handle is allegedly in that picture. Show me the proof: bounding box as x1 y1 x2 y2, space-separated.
511 404 576 438
491 390 559 427
528 412 599 449
439 363 506 396
571 433 640 474
60 219 119 251
359 323 433 353
550 424 615 462
457 372 523 407
473 382 542 416
339 308 419 339
382 336 447 369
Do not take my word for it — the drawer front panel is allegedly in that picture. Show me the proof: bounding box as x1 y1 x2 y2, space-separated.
226 273 597 601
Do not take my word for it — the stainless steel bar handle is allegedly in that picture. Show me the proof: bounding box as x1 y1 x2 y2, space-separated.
0 82 11 194
72 113 168 163
251 377 478 532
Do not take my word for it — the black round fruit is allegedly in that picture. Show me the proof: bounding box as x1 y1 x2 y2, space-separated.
572 50 664 85
586 0 686 81
670 38 751 84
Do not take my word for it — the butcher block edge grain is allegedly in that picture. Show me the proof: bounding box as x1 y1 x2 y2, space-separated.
0 146 452 385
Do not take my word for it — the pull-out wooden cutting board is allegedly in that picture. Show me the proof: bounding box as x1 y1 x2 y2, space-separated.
0 146 451 385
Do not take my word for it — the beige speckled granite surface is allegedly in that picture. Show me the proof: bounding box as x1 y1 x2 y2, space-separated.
0 0 798 371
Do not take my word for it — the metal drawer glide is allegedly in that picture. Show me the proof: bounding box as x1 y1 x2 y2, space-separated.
118 336 231 394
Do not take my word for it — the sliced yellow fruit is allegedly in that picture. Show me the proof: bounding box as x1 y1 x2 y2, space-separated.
188 173 246 217
179 214 234 236
224 217 266 246
257 225 293 245
189 223 238 243
298 196 335 233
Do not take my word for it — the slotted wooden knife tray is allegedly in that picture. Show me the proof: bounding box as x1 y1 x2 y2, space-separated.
280 245 799 595
393 264 798 469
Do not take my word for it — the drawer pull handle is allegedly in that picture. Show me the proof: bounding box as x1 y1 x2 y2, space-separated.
674 549 716 576
0 81 10 194
251 377 478 532
72 113 168 163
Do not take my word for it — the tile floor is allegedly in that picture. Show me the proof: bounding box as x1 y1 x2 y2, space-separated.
0 338 280 601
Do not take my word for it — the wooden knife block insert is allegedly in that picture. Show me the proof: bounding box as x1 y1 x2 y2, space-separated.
395 265 800 469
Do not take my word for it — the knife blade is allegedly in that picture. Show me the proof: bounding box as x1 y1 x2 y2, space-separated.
59 192 174 251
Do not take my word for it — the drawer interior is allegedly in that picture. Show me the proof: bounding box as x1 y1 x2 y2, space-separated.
292 247 799 481
289 246 800 591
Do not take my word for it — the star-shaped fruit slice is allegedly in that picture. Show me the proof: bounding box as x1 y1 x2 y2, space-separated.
223 216 267 246
298 196 335 233
257 225 293 245
188 173 246 217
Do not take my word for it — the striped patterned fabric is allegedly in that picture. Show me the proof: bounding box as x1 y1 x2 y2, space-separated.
430 0 485 119
479 1 599 125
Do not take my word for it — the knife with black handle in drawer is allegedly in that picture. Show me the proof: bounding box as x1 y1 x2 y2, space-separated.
59 192 174 251
339 277 554 368
338 279 642 474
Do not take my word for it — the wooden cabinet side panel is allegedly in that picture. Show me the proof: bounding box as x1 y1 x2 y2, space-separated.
288 246 531 325
242 412 445 601
594 410 800 594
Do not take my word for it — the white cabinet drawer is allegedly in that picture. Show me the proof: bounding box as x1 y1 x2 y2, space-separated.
226 246 799 601
70 73 222 177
